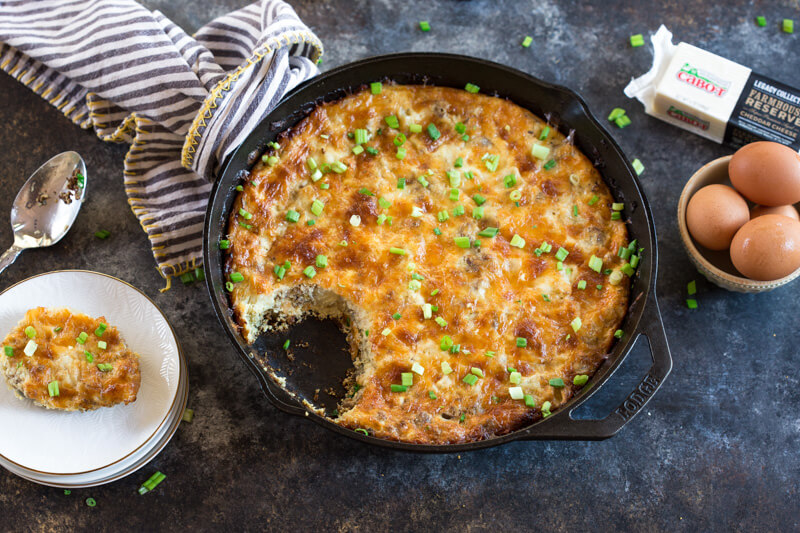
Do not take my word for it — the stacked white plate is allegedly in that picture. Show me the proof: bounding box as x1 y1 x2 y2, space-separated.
0 271 187 488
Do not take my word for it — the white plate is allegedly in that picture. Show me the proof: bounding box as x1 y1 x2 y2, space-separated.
1 363 188 488
0 271 181 475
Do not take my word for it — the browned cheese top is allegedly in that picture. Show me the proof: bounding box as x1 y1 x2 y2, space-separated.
0 307 141 411
226 85 630 444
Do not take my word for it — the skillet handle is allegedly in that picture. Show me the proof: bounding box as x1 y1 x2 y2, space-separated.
517 292 672 440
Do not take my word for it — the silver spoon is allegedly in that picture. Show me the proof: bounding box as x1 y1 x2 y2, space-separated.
0 151 87 275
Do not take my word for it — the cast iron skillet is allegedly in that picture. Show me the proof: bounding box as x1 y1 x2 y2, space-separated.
204 53 672 452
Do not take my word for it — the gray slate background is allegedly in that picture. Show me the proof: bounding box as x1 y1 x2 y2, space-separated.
1 1 798 531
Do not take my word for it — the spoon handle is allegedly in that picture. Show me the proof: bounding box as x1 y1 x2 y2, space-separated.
0 245 22 276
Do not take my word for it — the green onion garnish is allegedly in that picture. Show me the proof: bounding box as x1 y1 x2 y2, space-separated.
427 123 441 140
612 202 624 211
472 206 485 220
570 317 582 332
48 380 60 397
615 115 631 128
419 20 431 32
472 194 487 206
503 174 517 188
219 239 230 249
311 199 324 217
3 346 13 357
24 326 36 339
509 234 526 248
286 209 300 223
441 361 453 374
225 281 234 292
389 247 407 255
449 188 460 202
630 34 645 47
531 143 550 161
409 123 422 133
238 208 253 220
315 255 327 268
464 83 480 94
588 255 603 273
554 247 569 261
429 391 437 399
455 122 466 135
303 266 316 278
454 157 464 168
396 147 406 160
98 341 107 350
352 145 364 155
391 384 408 393
77 332 88 344
330 161 347 174
94 230 111 239
452 204 465 217
454 236 471 249
385 115 400 129
230 272 244 283
434 227 442 236
394 133 406 146
370 82 382 94
614 329 624 339
573 375 589 386
282 339 290 350
509 371 521 384
539 125 550 140
509 386 524 400
632 158 645 175
440 336 454 351
686 299 698 309
484 154 499 172
524 395 536 408
516 337 527 348
378 197 392 209
577 280 587 290
549 378 565 388
85 351 94 363
522 36 533 48
235 185 244 192
435 316 448 327
477 227 498 238
543 159 556 170
437 211 449 222
588 195 600 206
687 280 697 295
94 323 107 337
462 374 478 386
395 177 406 190
783 19 794 33
401 372 413 386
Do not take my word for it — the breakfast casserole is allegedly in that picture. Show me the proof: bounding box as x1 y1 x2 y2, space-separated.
1 307 141 411
224 84 634 444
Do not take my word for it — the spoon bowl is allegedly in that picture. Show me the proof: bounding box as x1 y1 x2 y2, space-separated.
0 152 86 275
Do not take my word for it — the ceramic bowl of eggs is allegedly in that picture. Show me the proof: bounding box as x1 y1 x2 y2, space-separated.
678 141 800 293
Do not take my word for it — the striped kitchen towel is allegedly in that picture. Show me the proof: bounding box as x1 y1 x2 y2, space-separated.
0 0 323 287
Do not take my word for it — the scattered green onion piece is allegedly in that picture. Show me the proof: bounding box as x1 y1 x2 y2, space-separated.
265 155 279 167
219 239 230 250
539 125 550 140
409 123 422 133
238 208 253 220
784 19 794 33
597 284 604 290
48 380 60 397
630 254 640 269
351 145 364 155
632 158 645 175
315 255 327 269
608 108 626 121
472 206 485 220
462 134 470 142
531 143 550 160
286 209 300 223
621 263 636 277
430 289 439 296
330 161 347 173
612 202 625 211
24 326 36 339
454 157 464 168
303 266 316 278
370 82 382 94
516 337 527 348
428 391 437 399
401 372 414 387
94 230 111 239
570 317 582 332
687 280 697 296
472 194 487 206
452 204 465 217
310 199 325 217
378 197 392 209
77 332 89 345
85 498 96 507
389 247 407 256
687 299 698 309
462 374 479 386
396 147 407 160
440 336 454 351
756 15 767 27
524 394 536 408
441 361 453 375
509 234 526 248
554 247 569 261
630 33 645 47
477 227 498 238
588 255 603 273
588 195 600 206
394 133 407 146
427 123 441 141
391 384 408 393
230 272 244 283
549 378 565 388
484 154 499 172
419 20 431 31
434 317 448 327
454 236 471 249
573 375 589 386
385 115 400 129
543 159 556 170
509 386 524 400
541 401 552 417
225 281 234 292
449 188 460 202
408 279 421 291
503 174 517 188
455 123 467 135
3 346 13 357
609 270 624 285
448 170 461 187
464 83 480 94
471 367 484 378
615 115 631 128
509 371 521 385
576 280 587 291
510 190 522 201
24 340 37 356
365 147 379 156
433 227 442 236
614 329 625 339
522 35 533 48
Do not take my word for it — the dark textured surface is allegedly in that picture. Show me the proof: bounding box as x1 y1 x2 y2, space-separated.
1 1 798 531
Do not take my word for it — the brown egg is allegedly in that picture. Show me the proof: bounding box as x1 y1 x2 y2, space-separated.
729 141 800 206
686 184 750 250
750 204 800 221
730 214 800 281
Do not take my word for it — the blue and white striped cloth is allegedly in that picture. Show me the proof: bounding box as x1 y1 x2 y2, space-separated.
0 0 322 285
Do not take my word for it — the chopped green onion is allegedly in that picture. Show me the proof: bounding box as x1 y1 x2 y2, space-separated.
449 188 460 202
24 326 36 339
315 255 327 268
531 143 550 160
614 329 625 339
98 340 107 350
510 190 522 201
238 208 253 220
441 361 453 374
419 20 431 32
358 187 374 196
543 159 556 170
462 374 478 386
555 247 569 261
454 157 464 168
286 209 300 223
472 194 487 206
77 332 89 345
784 19 794 33
464 83 480 94
310 199 325 217
397 177 406 189
370 82 382 94
455 122 467 135
265 155 279 167
3 346 13 357
409 123 422 133
427 123 441 140
448 170 461 187
539 125 550 140
306 157 318 171
87 352 96 364
509 386 524 400
621 263 636 276
608 108 626 121
472 206 485 220
428 391 437 399
282 339 290 350
225 281 234 292
453 236 471 249
470 367 484 378
542 401 552 417
94 323 107 337
577 280 587 290
632 158 645 175
24 340 37 356
351 145 364 155
478 227 499 238
570 317 582 332
522 35 533 48
462 134 470 142
330 161 347 174
434 316 448 327
549 377 565 388
509 371 521 384
687 280 697 296
509 234 526 248
573 375 589 386
756 15 767 27
378 197 392 209
452 204 465 217
219 239 230 250
609 270 624 285
687 299 698 309
597 284 604 290
630 33 645 47
588 195 600 206
433 227 442 236
303 266 316 278
401 372 414 386
503 174 517 188
484 154 499 172
542 294 551 302
396 147 406 160
430 289 439 296
440 336 454 351
524 395 536 408
97 362 113 372
588 255 603 273
230 272 244 283
615 114 631 128
385 115 400 129
48 380 60 397
612 202 624 211
389 247 407 256
394 133 407 146
391 384 408 393
516 337 527 348
365 147 379 156
94 230 111 239
181 409 194 423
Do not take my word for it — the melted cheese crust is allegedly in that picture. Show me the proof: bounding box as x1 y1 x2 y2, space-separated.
0 308 141 410
226 85 629 444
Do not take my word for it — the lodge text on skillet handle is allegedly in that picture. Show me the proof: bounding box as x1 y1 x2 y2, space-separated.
518 293 672 440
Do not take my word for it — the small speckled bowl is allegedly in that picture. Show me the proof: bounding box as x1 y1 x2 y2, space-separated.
678 155 800 293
